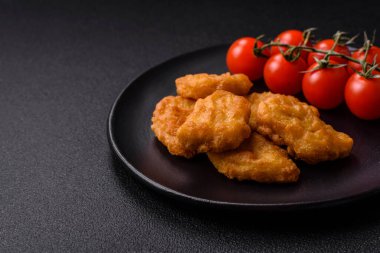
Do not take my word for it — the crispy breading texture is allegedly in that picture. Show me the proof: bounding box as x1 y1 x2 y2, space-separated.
177 90 251 153
247 92 354 164
176 72 253 99
207 133 300 183
151 96 196 158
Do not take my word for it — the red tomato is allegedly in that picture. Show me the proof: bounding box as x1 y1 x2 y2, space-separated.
345 73 380 120
271 29 311 61
226 37 270 81
302 62 350 109
264 53 308 95
307 39 351 65
348 46 380 75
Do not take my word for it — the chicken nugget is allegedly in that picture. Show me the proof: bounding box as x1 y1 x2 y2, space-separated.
151 96 196 158
177 90 251 153
176 72 253 99
207 133 300 183
247 92 354 164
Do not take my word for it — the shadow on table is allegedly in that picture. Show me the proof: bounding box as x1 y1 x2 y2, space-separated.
110 152 380 231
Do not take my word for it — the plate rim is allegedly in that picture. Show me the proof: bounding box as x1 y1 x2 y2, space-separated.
107 44 380 211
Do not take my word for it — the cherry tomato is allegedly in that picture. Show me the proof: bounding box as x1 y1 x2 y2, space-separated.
302 62 350 109
345 73 380 120
264 53 308 95
348 46 380 75
271 29 311 61
307 39 351 65
226 37 270 81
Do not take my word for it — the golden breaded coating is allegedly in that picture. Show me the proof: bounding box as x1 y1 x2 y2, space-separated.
176 72 253 99
177 90 251 153
207 133 300 183
151 96 196 158
247 92 354 164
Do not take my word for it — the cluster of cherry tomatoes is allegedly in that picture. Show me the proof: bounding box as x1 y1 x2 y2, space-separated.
226 29 380 120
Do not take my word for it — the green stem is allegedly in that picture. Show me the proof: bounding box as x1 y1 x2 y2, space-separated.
322 31 342 62
362 40 371 73
258 42 380 72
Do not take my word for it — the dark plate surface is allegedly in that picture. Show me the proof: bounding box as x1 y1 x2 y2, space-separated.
108 45 380 211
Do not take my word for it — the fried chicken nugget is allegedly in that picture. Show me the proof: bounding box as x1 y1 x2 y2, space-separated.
247 92 354 164
177 90 251 153
176 72 253 99
151 96 196 158
207 133 300 183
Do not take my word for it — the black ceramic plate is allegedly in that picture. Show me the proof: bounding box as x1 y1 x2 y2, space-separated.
108 45 380 211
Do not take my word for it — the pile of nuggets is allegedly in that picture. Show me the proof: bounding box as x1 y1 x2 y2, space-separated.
151 73 354 183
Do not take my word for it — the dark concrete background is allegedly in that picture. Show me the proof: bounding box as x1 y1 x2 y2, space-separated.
1 0 380 252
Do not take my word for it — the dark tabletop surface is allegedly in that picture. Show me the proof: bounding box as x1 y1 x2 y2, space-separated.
1 0 380 252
